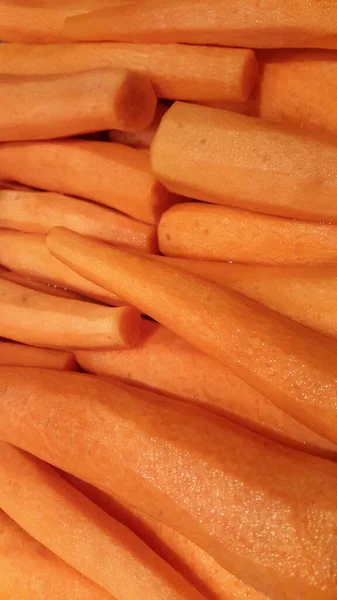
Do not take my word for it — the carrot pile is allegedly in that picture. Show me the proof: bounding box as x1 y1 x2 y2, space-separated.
0 3 337 600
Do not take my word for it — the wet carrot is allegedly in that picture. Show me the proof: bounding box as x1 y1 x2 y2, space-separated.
0 266 86 300
0 340 77 370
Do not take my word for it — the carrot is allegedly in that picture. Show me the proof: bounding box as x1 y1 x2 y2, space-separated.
0 189 158 253
0 509 114 600
0 266 86 300
0 230 123 306
0 278 141 350
109 103 168 149
47 227 337 446
0 139 179 225
1 368 337 600
158 203 337 266
0 42 258 104
0 340 76 371
76 321 337 461
151 102 337 224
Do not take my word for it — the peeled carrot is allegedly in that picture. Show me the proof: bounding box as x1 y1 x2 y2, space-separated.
0 340 77 370
1 368 337 600
0 266 86 300
151 102 337 224
47 227 337 445
0 189 158 253
109 103 168 149
0 278 141 349
0 139 179 225
158 203 337 266
0 441 205 600
0 42 258 104
0 230 123 306
76 320 337 460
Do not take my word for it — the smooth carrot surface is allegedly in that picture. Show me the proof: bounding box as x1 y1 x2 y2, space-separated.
0 341 77 370
0 441 205 600
151 102 337 224
109 103 168 149
0 189 158 253
0 139 179 225
158 203 337 266
1 368 337 600
0 278 141 349
47 228 337 445
0 266 86 300
76 320 337 460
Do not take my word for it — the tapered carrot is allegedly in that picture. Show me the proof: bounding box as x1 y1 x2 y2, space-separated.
0 230 123 306
1 368 337 600
0 442 206 600
76 321 337 460
0 189 158 253
0 278 141 349
151 102 337 224
109 103 168 149
0 266 86 300
0 341 77 370
47 227 337 445
0 139 179 225
158 203 337 266
0 42 258 104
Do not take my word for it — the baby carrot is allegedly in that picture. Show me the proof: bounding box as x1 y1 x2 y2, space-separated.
0 266 86 300
109 103 168 150
0 341 77 370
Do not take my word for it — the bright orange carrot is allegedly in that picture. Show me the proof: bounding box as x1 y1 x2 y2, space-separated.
47 227 337 446
0 230 122 306
0 189 158 253
158 203 337 266
0 139 179 225
0 42 258 104
0 340 77 370
0 266 86 300
151 102 337 224
1 368 337 600
0 441 206 600
109 103 168 149
0 278 141 349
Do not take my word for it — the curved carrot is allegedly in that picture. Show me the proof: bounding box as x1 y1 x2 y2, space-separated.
0 189 158 253
0 266 86 300
1 368 337 600
0 278 141 349
47 227 337 446
151 102 337 224
0 340 77 370
109 103 168 149
158 203 337 266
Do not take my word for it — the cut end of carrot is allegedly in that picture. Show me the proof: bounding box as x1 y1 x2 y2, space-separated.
241 50 259 101
116 306 143 348
115 70 158 132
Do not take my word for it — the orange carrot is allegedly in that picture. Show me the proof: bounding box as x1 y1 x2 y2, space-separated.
151 102 337 224
109 103 168 149
0 139 179 225
0 441 205 600
0 189 158 253
47 227 337 445
76 320 337 460
1 367 337 600
0 42 258 103
158 203 337 266
0 278 141 349
0 266 86 300
0 230 123 306
0 340 77 370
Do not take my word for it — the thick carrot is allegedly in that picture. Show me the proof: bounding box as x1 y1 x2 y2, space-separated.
47 227 337 446
0 230 123 306
0 509 114 600
0 340 77 370
0 266 86 300
158 203 337 266
0 189 158 253
0 42 258 104
0 139 178 225
0 278 141 349
109 103 168 149
76 321 337 460
151 102 337 224
1 368 337 600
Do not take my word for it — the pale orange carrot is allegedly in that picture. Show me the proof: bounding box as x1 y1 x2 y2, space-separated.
158 203 337 266
1 367 337 600
0 189 158 253
0 340 77 370
0 139 179 225
0 42 258 103
109 103 168 149
47 227 337 445
0 278 141 349
0 266 86 300
151 102 337 224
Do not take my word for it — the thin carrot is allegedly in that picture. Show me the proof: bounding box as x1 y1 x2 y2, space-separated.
0 340 77 370
0 42 258 104
158 203 337 266
0 441 206 600
0 139 179 225
0 278 141 349
151 102 337 224
0 189 158 253
47 227 337 445
0 230 123 306
1 368 337 600
0 266 86 300
109 103 168 150
76 320 337 461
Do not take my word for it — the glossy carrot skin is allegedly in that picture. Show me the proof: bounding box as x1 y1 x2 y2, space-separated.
0 340 77 370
